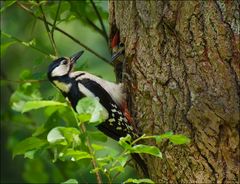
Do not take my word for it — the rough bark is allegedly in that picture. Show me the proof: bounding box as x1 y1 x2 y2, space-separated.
109 1 239 183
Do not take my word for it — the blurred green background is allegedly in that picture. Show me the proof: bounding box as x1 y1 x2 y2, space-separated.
1 1 136 183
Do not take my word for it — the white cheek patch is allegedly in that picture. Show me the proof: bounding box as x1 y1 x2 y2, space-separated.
51 65 69 77
53 80 72 93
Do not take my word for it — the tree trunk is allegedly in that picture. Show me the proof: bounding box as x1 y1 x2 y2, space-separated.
109 1 239 183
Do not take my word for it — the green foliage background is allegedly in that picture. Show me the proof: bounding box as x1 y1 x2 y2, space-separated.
1 1 137 183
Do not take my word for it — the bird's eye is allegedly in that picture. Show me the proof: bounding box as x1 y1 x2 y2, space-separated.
62 60 68 65
119 42 124 47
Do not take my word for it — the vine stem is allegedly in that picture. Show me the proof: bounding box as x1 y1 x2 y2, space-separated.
71 109 102 184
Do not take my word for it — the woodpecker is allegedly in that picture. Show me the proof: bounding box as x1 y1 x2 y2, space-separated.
111 31 125 83
47 50 149 178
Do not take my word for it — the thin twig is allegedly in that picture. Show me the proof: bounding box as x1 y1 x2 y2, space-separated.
51 1 61 33
51 1 61 50
112 159 132 181
0 70 14 93
74 10 105 38
72 3 107 43
86 17 105 37
71 109 103 184
90 0 108 43
37 0 58 56
17 1 110 64
80 124 103 184
0 78 47 83
1 30 54 58
131 134 156 146
54 24 109 63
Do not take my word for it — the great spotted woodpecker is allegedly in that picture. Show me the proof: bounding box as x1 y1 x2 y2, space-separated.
111 31 125 83
47 50 149 178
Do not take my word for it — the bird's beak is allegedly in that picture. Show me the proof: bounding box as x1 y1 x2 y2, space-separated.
111 46 124 63
70 50 84 64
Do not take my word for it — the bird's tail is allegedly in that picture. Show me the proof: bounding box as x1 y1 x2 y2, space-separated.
131 153 149 178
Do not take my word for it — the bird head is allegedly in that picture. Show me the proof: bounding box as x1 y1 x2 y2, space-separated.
48 51 84 79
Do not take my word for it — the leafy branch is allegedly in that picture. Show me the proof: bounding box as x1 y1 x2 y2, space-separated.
71 108 103 184
16 1 110 64
1 31 55 58
12 97 190 184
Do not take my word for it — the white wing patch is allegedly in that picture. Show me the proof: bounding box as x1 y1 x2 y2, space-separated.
71 71 125 106
78 83 95 97
53 80 72 92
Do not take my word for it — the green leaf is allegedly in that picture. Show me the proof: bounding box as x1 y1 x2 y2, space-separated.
47 127 81 146
76 97 108 124
62 179 78 184
91 144 105 151
23 159 49 183
13 137 47 158
120 134 132 143
95 155 112 168
60 149 92 161
10 82 42 112
47 127 66 145
61 128 81 146
130 144 162 158
123 178 155 184
32 112 61 136
24 150 37 159
22 100 67 113
155 131 173 143
88 131 108 142
169 135 191 145
77 114 91 123
118 134 132 150
110 165 124 173
154 132 190 145
117 155 129 167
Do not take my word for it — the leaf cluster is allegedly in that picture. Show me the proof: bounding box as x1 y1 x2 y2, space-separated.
11 96 190 184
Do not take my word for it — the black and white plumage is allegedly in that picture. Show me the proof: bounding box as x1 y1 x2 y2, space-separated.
47 51 149 177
